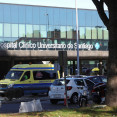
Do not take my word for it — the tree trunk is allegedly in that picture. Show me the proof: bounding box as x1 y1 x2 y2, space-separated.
106 3 117 107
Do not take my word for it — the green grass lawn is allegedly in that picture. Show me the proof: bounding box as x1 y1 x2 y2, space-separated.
0 106 117 117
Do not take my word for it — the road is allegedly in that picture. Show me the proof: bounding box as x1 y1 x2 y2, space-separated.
0 95 79 114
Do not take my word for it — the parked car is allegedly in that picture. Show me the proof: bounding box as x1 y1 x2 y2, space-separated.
86 75 107 84
49 76 104 104
92 82 106 104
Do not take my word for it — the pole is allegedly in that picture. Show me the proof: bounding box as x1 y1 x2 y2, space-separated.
75 0 80 75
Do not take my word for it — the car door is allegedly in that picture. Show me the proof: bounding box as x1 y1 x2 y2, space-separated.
74 79 86 95
20 71 32 94
84 79 95 99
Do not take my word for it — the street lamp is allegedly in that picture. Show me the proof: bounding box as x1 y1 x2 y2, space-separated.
75 0 80 75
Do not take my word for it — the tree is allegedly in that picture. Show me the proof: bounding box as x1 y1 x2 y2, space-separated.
92 0 117 107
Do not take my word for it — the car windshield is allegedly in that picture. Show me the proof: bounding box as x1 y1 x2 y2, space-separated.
101 76 107 83
52 79 70 86
5 71 23 80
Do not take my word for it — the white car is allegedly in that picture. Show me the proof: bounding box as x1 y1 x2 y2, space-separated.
49 77 95 104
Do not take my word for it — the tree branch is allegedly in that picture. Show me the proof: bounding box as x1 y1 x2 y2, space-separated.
92 0 109 29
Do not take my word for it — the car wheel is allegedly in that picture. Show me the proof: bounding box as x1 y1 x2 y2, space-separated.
50 99 58 104
79 98 87 107
70 93 78 104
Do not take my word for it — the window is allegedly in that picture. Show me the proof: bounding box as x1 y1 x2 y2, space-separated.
66 9 73 26
53 8 60 25
33 71 57 80
5 71 23 80
12 24 18 37
79 27 85 39
74 79 85 86
86 27 91 39
0 24 3 37
33 25 40 38
88 77 102 83
67 26 73 39
11 5 18 23
85 79 95 90
4 24 11 37
60 8 66 25
26 25 33 37
32 7 39 24
92 27 97 39
52 79 70 86
103 28 108 40
0 4 3 22
40 25 47 38
4 5 11 23
54 26 60 38
19 6 26 23
21 71 30 81
26 6 32 24
19 24 25 37
60 26 66 38
98 28 102 39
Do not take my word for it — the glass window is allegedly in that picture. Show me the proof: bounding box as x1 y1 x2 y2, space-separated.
19 6 26 24
79 10 85 27
0 24 3 37
74 79 85 86
11 5 18 23
60 8 66 25
53 8 60 25
33 71 57 80
60 26 66 38
73 9 76 26
97 15 104 27
54 26 60 38
85 79 94 90
86 27 91 39
85 10 92 26
12 24 18 37
79 27 85 39
26 6 32 24
19 24 25 37
73 26 76 39
26 25 33 37
33 25 40 38
4 23 11 37
92 27 97 39
103 28 108 40
5 70 23 80
40 7 46 24
0 38 4 43
67 26 73 39
32 7 39 24
98 28 103 39
67 9 73 25
40 25 47 38
48 25 54 38
46 8 54 25
92 11 98 27
21 71 30 81
0 4 3 22
4 5 11 23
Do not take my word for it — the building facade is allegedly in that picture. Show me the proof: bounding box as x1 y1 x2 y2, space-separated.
0 3 108 77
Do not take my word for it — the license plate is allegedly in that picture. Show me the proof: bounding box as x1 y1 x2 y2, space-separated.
54 94 61 98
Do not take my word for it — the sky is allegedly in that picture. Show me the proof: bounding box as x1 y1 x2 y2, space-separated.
0 0 108 10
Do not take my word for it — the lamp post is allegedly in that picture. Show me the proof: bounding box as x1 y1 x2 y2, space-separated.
75 0 80 75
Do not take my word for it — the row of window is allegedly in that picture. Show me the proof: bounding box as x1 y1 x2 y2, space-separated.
0 23 108 40
0 4 108 27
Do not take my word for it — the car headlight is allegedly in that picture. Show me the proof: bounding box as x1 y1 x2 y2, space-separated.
83 90 87 96
8 84 14 88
